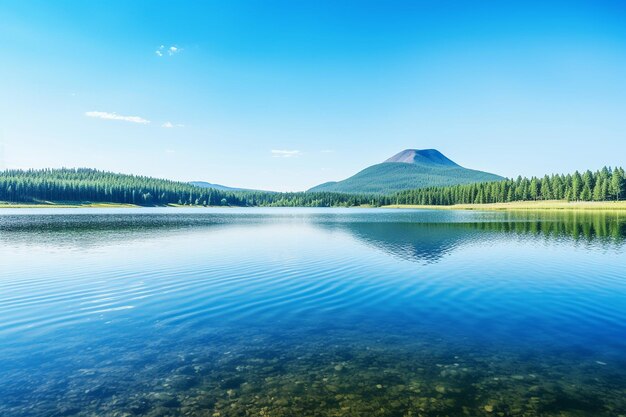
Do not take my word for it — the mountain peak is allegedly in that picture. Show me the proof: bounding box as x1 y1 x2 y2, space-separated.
384 149 459 167
308 148 503 194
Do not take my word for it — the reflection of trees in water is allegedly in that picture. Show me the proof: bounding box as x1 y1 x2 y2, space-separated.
0 214 236 249
487 211 626 242
331 213 625 263
1 211 624 258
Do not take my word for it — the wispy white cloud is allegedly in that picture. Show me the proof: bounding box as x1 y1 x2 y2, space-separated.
156 45 181 57
271 150 301 158
85 111 150 124
161 121 185 128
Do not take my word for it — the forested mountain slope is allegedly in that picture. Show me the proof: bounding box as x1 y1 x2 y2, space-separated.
309 149 503 194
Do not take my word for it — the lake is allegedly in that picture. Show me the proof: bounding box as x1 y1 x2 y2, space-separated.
1 208 625 416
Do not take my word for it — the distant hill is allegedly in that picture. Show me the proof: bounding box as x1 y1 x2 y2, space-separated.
308 149 504 194
189 181 273 193
189 181 248 192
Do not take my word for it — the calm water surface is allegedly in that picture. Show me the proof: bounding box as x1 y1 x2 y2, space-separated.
0 208 625 416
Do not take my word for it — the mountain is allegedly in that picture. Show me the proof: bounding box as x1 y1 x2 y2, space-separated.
308 149 504 194
189 181 248 191
189 181 275 193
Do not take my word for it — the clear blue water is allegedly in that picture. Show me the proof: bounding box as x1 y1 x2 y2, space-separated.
0 208 625 416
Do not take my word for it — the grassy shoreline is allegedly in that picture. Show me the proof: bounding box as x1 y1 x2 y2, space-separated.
0 201 144 208
2 200 626 211
383 200 626 211
0 201 244 209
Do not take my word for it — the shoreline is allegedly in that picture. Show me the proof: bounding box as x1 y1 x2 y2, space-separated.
0 202 145 209
0 202 250 209
1 200 626 211
382 200 626 211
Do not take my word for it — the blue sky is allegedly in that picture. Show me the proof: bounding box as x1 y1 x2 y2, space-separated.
1 1 625 191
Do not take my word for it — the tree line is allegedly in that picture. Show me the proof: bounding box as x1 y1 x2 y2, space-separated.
0 168 255 206
0 167 624 207
391 167 625 206
0 168 377 207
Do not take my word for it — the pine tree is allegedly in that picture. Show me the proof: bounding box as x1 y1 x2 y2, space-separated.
593 178 605 201
529 178 539 200
580 184 592 201
571 171 583 201
582 170 594 191
540 175 551 200
611 168 624 200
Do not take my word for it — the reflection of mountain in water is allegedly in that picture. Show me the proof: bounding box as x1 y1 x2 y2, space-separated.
332 222 476 263
327 214 626 263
